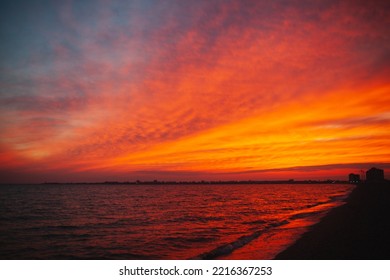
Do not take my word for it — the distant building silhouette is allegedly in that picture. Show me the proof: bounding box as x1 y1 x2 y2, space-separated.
348 173 360 184
366 167 385 182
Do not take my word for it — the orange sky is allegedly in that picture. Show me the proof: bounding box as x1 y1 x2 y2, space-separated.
0 0 389 183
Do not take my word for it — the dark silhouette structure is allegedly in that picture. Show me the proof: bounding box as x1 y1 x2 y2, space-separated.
348 173 360 184
366 167 385 182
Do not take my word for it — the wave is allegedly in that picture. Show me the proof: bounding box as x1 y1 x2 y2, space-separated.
41 233 92 239
242 219 267 225
288 210 325 220
192 193 349 260
191 220 289 260
167 216 225 223
164 236 218 243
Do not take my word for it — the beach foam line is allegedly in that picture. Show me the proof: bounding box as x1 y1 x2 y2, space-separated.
275 181 390 259
191 193 350 260
190 220 289 260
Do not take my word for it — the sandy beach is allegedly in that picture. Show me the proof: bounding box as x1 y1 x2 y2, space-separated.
275 180 390 259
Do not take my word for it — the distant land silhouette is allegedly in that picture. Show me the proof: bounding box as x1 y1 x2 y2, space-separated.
35 167 386 186
37 179 350 185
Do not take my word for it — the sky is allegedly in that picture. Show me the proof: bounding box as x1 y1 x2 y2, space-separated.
0 0 389 183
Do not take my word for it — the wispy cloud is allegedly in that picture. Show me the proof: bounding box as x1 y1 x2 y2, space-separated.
0 0 389 182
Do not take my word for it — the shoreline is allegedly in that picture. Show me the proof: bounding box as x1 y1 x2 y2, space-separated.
275 180 390 259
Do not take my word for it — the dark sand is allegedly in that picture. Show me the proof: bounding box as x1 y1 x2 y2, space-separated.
275 180 390 259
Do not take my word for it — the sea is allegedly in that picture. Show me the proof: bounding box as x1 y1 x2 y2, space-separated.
0 183 353 259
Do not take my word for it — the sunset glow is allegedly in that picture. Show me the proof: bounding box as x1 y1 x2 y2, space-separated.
1 0 389 183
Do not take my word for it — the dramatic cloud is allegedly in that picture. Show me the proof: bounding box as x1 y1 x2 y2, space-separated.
0 0 389 182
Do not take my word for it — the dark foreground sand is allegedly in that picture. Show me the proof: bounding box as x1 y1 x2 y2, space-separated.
275 180 390 259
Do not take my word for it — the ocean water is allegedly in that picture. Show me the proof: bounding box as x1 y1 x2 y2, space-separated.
0 183 353 259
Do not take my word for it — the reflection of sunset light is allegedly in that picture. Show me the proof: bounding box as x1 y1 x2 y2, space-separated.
0 1 389 182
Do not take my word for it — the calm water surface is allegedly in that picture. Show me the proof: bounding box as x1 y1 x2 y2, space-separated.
0 184 353 259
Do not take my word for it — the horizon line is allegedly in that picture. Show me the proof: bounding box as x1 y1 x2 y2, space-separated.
1 179 357 186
